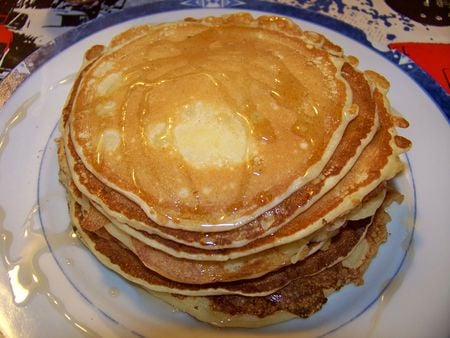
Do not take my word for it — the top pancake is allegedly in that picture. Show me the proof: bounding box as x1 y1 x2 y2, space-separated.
68 13 356 230
62 61 378 250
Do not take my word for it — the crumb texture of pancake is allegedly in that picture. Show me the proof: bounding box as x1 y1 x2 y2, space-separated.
57 12 411 328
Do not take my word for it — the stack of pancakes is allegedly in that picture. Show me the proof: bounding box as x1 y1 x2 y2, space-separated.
58 13 411 327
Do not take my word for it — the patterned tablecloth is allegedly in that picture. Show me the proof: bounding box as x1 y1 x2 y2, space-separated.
0 0 449 99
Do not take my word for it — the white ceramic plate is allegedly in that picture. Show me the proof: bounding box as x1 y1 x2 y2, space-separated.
0 5 449 338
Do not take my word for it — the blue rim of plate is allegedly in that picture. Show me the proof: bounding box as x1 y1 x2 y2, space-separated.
4 0 421 336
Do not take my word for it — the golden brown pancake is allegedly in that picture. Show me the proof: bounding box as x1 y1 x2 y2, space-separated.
75 197 332 284
104 186 385 262
60 139 386 267
68 13 358 230
105 188 384 284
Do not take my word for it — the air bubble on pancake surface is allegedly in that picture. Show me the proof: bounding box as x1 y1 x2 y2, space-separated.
272 51 284 60
299 142 309 150
223 260 244 273
78 130 89 139
270 102 280 110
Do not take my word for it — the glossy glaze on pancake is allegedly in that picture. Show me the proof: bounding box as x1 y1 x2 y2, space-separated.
60 152 365 284
61 131 386 262
68 13 357 230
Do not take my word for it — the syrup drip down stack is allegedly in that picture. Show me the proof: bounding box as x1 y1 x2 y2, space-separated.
58 13 411 327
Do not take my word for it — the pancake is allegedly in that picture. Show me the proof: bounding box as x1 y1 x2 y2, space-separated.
61 139 386 243
62 60 379 250
57 12 412 328
67 13 358 230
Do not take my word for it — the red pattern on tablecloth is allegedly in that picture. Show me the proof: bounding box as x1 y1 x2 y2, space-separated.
389 42 450 94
